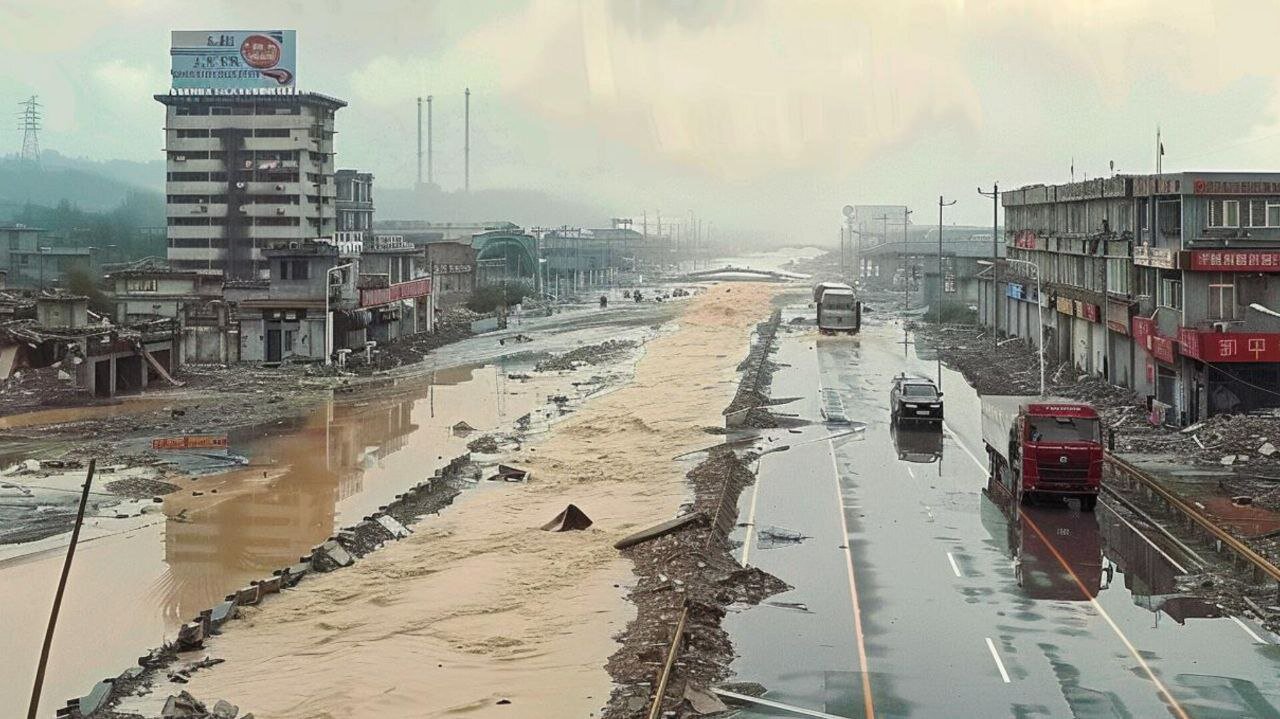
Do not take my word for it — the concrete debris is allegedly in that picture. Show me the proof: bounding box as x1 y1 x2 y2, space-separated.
451 421 477 435
311 539 354 572
541 503 593 532
211 699 239 718
374 514 411 538
466 435 500 453
613 512 707 549
758 525 808 543
161 690 205 718
1261 442 1278 457
486 463 530 482
683 684 729 714
1222 455 1238 466
534 340 637 372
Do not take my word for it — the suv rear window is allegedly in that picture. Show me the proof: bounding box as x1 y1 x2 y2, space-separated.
903 384 938 398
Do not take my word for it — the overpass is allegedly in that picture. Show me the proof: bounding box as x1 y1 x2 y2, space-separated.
681 265 811 282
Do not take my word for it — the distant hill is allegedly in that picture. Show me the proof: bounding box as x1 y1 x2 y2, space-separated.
0 151 163 219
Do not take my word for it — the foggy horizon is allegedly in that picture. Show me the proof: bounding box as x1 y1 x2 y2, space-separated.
4 1 1280 239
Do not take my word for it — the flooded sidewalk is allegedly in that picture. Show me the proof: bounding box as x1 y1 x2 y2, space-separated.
173 283 779 718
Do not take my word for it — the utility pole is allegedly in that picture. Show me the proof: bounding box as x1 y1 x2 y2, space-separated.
464 88 471 192
427 95 434 187
978 182 999 335
18 95 41 164
938 196 957 389
902 208 913 310
873 214 892 284
840 227 846 280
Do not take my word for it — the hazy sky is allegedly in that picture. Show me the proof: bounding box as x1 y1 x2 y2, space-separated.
2 0 1279 240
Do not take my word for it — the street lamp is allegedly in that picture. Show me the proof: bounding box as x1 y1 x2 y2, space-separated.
1249 302 1280 319
324 262 355 366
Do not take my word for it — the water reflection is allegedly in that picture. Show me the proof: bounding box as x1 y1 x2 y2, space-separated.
890 424 942 464
151 363 520 627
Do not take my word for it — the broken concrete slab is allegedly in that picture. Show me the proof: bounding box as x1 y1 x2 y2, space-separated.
541 503 593 532
211 698 239 718
311 539 354 571
375 513 411 538
758 525 807 543
1261 442 1277 457
486 463 531 482
684 684 729 714
613 512 707 549
161 690 206 718
451 421 477 434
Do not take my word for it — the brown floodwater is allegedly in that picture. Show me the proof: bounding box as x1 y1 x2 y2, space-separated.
0 397 195 430
1 362 573 716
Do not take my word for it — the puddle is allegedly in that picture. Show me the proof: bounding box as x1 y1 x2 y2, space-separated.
0 397 192 430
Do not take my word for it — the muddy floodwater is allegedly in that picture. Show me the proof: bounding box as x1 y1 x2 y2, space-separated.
0 361 585 715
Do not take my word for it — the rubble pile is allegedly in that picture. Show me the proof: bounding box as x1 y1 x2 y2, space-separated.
604 309 787 719
603 448 788 719
0 362 83 412
534 339 637 372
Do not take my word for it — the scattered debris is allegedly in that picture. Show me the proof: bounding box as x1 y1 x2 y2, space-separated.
451 421 477 435
613 512 707 549
757 525 808 543
541 503 593 532
486 463 530 482
535 340 637 372
467 435 500 454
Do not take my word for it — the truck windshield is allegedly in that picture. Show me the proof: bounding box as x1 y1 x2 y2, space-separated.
1028 418 1099 443
903 384 938 399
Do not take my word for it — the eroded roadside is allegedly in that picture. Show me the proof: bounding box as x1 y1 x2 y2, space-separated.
73 283 783 718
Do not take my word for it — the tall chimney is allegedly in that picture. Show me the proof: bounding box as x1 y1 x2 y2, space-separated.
464 88 471 193
416 97 423 189
427 95 434 187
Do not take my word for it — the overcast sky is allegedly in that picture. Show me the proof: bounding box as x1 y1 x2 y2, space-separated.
3 0 1280 240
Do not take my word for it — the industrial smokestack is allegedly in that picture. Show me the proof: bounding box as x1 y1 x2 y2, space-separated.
416 97 423 189
427 95 434 187
464 87 471 193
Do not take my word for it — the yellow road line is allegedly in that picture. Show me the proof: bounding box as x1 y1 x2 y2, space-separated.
1022 514 1191 719
829 441 876 718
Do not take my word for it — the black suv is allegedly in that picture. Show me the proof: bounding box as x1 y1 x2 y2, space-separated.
890 375 943 423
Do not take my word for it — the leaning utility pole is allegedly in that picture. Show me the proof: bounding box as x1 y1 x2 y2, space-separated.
18 95 41 164
464 88 471 192
427 95 435 186
978 182 1000 334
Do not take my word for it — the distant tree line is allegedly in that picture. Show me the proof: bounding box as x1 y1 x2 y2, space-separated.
11 192 166 263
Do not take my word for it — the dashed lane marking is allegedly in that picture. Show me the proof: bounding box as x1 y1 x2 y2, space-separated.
947 552 962 578
985 637 1011 683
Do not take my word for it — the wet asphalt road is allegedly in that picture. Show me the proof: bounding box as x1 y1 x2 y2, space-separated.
727 311 1280 718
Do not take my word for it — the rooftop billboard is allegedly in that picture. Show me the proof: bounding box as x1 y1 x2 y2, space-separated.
170 30 296 90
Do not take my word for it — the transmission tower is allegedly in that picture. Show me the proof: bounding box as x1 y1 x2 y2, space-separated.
18 95 41 163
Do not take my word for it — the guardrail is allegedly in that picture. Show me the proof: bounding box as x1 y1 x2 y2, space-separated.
1105 452 1280 590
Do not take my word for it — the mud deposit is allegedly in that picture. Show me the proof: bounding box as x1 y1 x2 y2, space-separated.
159 283 780 718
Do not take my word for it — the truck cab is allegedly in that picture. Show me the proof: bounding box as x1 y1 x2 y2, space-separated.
983 397 1103 510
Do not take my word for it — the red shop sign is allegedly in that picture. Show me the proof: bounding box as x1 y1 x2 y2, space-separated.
1081 303 1100 323
1132 316 1154 348
1186 250 1280 272
1179 330 1280 363
1150 335 1177 364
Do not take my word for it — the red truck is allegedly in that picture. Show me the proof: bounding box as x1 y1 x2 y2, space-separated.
981 396 1103 511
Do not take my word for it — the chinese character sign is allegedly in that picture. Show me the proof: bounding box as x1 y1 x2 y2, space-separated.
1188 250 1280 272
171 30 297 89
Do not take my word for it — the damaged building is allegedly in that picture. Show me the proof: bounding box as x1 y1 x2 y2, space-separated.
984 172 1280 425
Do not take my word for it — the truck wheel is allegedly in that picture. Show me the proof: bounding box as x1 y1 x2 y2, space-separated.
1081 495 1097 512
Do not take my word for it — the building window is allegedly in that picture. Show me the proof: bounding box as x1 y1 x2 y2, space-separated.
125 279 159 293
284 330 295 352
1208 199 1240 228
1209 273 1236 320
278 260 310 280
1160 278 1183 310
1157 200 1181 235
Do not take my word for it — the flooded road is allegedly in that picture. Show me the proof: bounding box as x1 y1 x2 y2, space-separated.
1 360 594 715
726 311 1280 718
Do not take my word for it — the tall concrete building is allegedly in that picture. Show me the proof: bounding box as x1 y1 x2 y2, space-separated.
154 91 347 279
335 170 374 240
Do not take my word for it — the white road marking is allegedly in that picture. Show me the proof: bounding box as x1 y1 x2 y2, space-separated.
905 465 916 479
1232 615 1269 644
944 424 987 472
740 458 764 567
985 637 1011 683
947 552 962 577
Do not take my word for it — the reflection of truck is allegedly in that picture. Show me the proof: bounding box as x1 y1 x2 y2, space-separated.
981 396 1103 510
813 283 860 334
